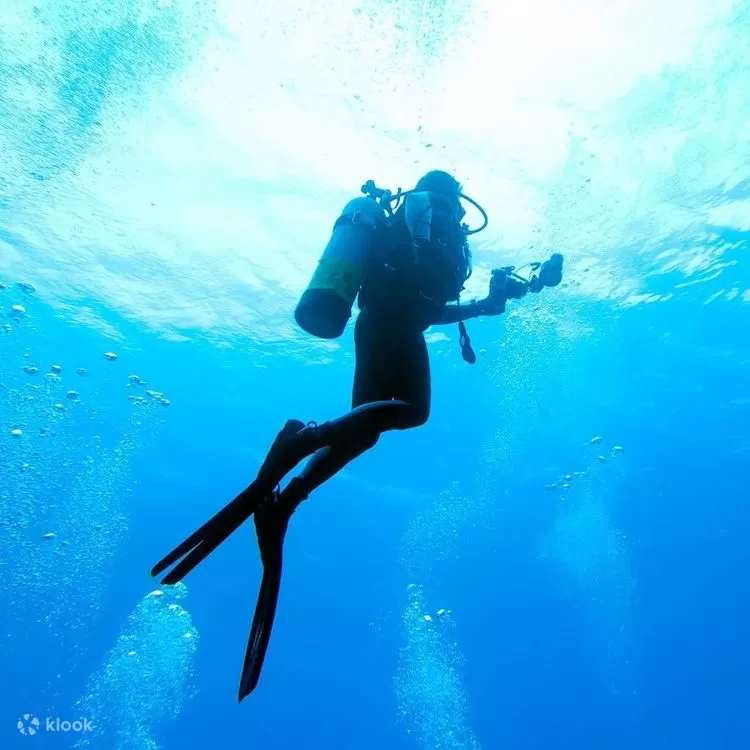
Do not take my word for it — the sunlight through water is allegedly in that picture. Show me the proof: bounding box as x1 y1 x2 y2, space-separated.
1 0 748 347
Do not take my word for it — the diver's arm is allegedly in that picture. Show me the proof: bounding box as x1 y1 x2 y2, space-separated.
431 298 505 325
432 274 529 325
433 256 563 327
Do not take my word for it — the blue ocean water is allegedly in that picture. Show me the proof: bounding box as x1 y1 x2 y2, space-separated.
1 1 749 748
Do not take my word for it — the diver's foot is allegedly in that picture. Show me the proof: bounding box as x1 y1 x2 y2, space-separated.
254 489 301 567
256 419 322 487
254 481 309 563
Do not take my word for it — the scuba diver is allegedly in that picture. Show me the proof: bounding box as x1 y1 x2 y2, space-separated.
152 170 564 701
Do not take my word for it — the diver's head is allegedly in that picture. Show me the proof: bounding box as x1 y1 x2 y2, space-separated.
415 170 462 197
415 170 465 222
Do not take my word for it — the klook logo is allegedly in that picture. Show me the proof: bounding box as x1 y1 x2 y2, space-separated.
16 715 40 736
16 714 94 736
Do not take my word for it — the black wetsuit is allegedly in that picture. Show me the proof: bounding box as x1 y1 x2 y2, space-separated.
151 202 509 702
353 305 431 426
281 216 489 504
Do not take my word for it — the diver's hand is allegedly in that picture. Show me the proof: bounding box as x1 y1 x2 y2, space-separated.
503 277 528 299
488 268 507 300
489 269 528 301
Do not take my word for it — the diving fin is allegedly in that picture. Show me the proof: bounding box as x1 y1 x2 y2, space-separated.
151 418 309 585
152 481 262 584
238 493 295 702
238 551 284 701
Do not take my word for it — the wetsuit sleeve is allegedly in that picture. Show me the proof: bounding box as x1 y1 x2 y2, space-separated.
430 297 506 325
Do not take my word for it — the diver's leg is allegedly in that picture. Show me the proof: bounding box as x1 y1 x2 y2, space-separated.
276 312 432 504
244 315 431 699
279 442 375 507
256 310 430 542
252 401 415 490
253 309 428 490
154 319 412 584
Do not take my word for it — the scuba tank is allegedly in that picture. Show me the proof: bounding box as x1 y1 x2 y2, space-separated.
294 196 386 339
296 178 488 340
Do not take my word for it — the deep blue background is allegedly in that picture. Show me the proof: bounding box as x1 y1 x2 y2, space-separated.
1 247 749 749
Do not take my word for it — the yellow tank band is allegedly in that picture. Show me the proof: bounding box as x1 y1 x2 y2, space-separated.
307 256 362 304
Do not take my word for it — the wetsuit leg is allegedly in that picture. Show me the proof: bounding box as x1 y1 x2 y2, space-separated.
240 309 430 700
282 307 431 499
